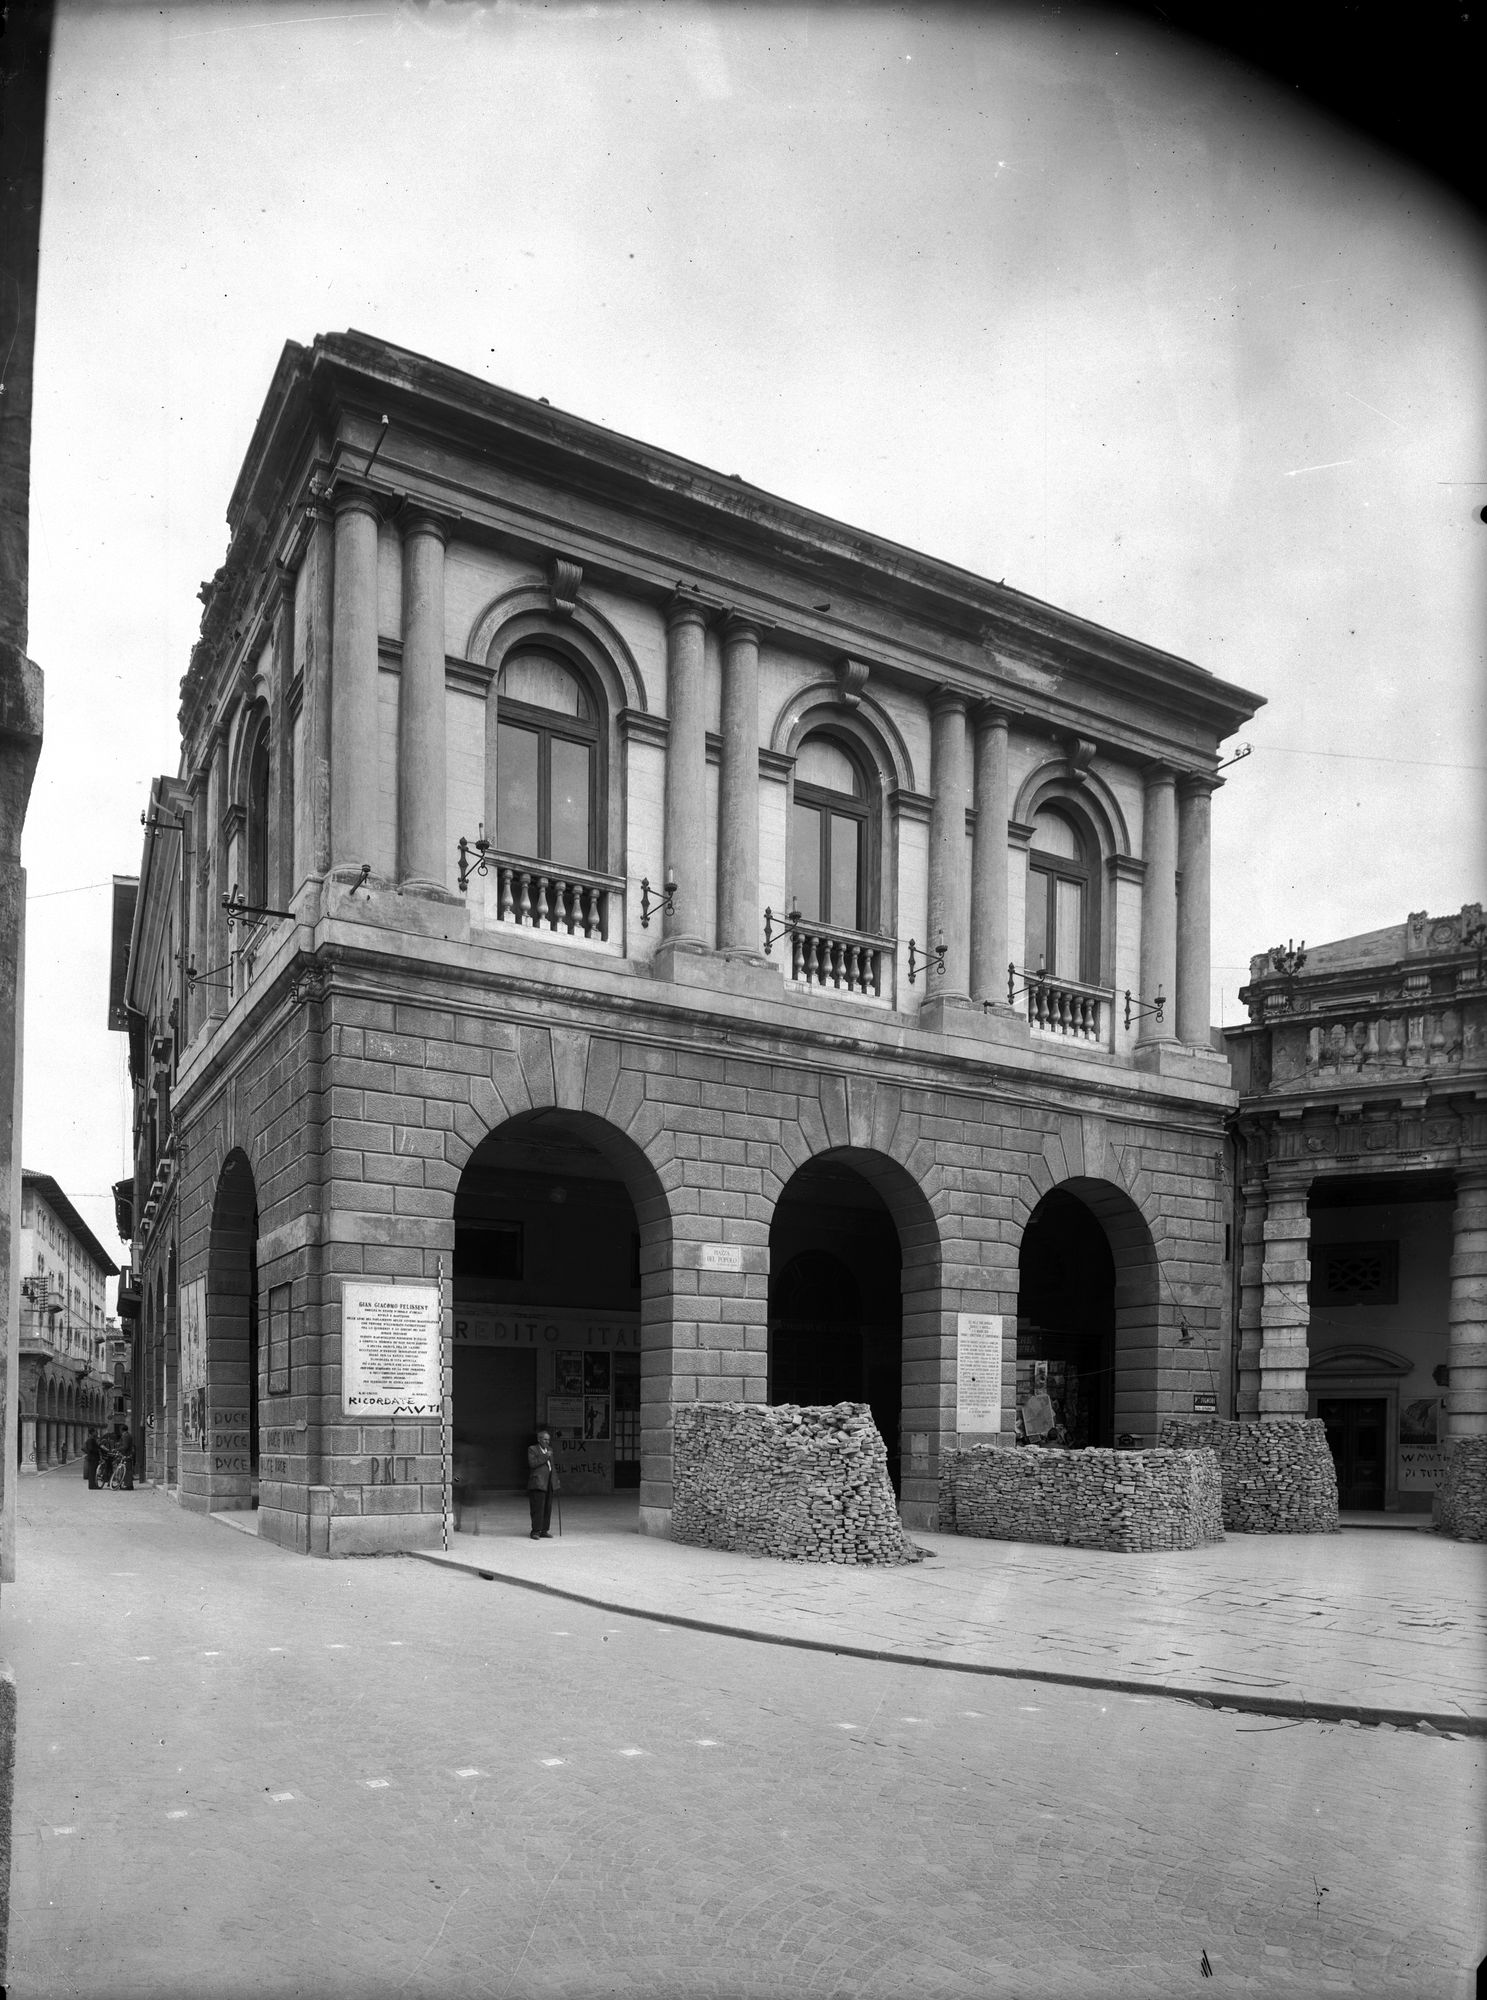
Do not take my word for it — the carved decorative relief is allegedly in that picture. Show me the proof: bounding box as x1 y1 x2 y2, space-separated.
549 558 583 617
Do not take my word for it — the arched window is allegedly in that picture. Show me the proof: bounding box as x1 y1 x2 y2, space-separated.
245 725 271 908
791 732 875 932
1026 805 1096 982
496 649 600 869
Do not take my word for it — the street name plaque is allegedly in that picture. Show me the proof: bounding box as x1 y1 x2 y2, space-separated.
342 1280 442 1416
956 1313 1003 1433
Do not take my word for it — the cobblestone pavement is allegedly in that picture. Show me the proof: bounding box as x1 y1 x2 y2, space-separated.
7 1474 1484 2000
435 1492 1487 1728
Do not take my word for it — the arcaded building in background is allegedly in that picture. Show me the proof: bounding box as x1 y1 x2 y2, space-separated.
118 331 1261 1555
1227 910 1486 1516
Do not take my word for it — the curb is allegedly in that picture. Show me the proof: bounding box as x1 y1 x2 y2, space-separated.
408 1548 1486 1739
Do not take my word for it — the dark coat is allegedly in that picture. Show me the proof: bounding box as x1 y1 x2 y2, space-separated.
526 1443 560 1493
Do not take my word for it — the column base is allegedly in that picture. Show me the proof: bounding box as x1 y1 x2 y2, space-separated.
651 940 782 1000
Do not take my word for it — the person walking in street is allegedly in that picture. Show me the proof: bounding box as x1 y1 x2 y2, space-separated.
82 1428 101 1491
96 1433 114 1489
526 1428 559 1539
118 1427 136 1491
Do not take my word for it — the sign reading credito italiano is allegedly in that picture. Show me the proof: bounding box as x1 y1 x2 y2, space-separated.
342 1280 442 1417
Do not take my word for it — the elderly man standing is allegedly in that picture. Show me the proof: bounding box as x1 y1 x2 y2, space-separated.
526 1428 560 1540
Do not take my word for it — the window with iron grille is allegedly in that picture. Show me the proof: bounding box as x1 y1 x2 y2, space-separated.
1310 1240 1399 1306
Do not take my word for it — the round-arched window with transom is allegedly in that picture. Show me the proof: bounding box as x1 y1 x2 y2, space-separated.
495 649 600 870
1026 805 1096 982
791 733 875 933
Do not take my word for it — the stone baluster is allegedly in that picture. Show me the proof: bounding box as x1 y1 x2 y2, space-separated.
662 597 709 951
1176 775 1219 1049
1139 764 1179 1043
329 486 381 874
397 505 450 892
1259 1176 1311 1420
717 614 761 956
927 690 970 1001
1446 1170 1487 1442
969 705 1011 1005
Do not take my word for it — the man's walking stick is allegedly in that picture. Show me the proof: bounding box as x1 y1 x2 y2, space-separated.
556 1484 563 1538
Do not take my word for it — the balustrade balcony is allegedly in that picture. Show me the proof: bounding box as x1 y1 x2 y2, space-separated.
474 852 624 945
1307 1006 1467 1077
786 919 891 999
1022 972 1112 1045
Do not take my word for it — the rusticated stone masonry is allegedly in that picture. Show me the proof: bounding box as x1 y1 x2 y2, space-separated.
939 1444 1225 1552
671 1402 926 1564
1433 1436 1487 1541
1160 1418 1339 1534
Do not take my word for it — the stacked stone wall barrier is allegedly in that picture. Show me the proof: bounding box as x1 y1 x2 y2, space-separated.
939 1444 1223 1551
1160 1418 1339 1533
671 1402 925 1564
1433 1436 1487 1541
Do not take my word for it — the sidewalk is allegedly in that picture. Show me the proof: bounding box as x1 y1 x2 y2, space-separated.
411 1493 1487 1733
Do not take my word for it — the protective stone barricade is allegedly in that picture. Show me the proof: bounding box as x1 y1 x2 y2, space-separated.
671 1401 925 1564
1160 1418 1339 1534
938 1444 1224 1552
1433 1436 1487 1541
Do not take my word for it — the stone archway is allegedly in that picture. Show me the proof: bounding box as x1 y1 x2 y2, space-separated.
450 1107 673 1527
1016 1176 1163 1446
199 1150 259 1513
769 1145 941 1505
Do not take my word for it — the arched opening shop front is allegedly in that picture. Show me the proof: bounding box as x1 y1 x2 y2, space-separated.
1015 1180 1160 1447
451 1110 670 1503
203 1150 260 1510
769 1150 936 1495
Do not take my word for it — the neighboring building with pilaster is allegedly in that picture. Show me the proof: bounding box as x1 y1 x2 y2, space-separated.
119 330 1261 1555
1226 908 1487 1521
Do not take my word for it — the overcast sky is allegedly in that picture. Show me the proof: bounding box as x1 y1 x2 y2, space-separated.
22 0 1486 1272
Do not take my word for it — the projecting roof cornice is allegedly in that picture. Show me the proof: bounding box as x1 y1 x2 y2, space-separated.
203 330 1262 750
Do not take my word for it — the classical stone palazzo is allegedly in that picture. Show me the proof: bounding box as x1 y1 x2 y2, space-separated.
117 331 1259 1554
1227 907 1487 1532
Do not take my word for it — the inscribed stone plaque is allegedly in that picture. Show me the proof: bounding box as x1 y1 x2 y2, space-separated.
956 1313 1003 1433
342 1280 442 1417
267 1281 292 1396
700 1243 743 1272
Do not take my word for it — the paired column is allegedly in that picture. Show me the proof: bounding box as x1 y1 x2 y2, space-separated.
1138 764 1178 1042
969 705 1011 1003
717 614 761 956
662 597 709 948
927 691 970 1000
1258 1177 1311 1419
1447 1171 1487 1441
397 505 450 892
1176 775 1219 1049
329 486 381 874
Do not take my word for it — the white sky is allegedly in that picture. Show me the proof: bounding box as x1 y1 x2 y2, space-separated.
22 0 1487 1270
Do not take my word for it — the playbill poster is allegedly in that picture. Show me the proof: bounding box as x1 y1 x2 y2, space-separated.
179 1276 207 1447
342 1280 442 1417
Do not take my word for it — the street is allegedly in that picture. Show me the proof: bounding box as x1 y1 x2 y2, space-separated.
6 1472 1482 1999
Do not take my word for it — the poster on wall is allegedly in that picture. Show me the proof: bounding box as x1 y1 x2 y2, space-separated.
956 1313 1003 1433
179 1276 207 1447
554 1350 584 1396
1399 1396 1445 1490
267 1282 292 1396
546 1395 584 1433
341 1281 442 1417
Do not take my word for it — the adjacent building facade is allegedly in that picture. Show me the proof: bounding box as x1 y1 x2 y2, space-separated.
120 330 1263 1555
1226 908 1486 1514
17 1171 116 1471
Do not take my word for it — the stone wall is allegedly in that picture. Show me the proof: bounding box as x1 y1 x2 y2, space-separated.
939 1443 1224 1552
1433 1436 1487 1541
671 1401 925 1563
1160 1418 1339 1533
